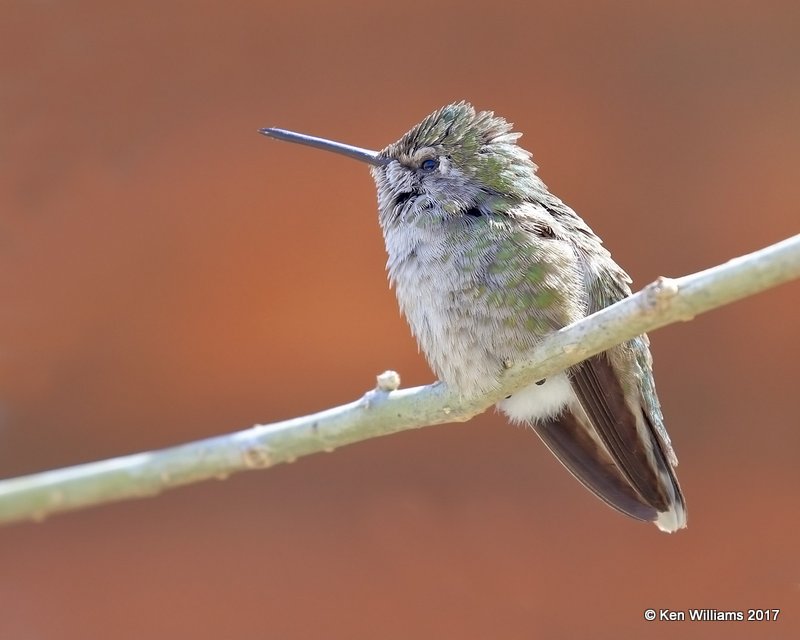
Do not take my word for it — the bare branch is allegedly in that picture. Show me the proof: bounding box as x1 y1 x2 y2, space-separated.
0 234 798 526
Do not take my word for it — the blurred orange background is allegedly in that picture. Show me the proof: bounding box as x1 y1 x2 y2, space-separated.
1 1 799 638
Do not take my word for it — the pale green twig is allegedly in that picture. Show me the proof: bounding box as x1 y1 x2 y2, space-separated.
0 234 798 526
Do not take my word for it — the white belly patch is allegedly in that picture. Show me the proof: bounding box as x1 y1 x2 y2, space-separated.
497 373 575 423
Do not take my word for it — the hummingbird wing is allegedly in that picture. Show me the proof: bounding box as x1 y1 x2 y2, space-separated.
571 232 686 530
532 197 686 530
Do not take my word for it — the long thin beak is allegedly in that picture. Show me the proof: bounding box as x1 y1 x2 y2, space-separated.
259 127 389 166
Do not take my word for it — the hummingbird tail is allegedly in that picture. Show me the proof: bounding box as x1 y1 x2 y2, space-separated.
511 352 687 532
530 408 662 523
654 494 687 533
531 402 687 531
568 354 687 532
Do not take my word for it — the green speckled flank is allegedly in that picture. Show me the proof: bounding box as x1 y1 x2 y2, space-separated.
525 264 545 284
468 283 487 300
524 316 549 333
519 290 547 308
487 260 506 276
493 244 518 263
533 289 558 307
485 289 509 307
483 284 561 314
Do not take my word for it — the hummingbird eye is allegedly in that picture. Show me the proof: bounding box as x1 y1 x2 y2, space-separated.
420 158 439 172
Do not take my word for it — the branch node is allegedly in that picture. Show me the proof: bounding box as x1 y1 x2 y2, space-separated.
242 445 274 469
643 276 680 314
376 370 401 391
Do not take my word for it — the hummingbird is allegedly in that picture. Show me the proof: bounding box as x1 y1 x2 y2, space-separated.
260 102 687 532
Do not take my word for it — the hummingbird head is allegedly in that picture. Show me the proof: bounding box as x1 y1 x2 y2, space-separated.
259 102 546 227
372 102 544 226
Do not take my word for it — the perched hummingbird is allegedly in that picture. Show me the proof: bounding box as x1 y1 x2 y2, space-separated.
260 102 687 532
